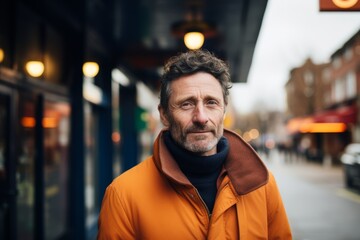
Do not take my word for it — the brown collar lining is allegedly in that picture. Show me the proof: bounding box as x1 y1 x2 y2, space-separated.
153 129 269 195
223 129 269 195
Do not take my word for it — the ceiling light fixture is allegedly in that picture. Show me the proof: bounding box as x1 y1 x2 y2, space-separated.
25 61 45 77
112 68 130 86
171 1 216 50
0 48 4 63
83 62 99 78
184 32 205 50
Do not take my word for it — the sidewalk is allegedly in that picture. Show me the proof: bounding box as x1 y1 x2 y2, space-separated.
263 149 344 189
260 150 360 240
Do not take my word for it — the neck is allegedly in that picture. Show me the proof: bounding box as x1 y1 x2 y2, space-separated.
163 131 229 176
163 131 229 213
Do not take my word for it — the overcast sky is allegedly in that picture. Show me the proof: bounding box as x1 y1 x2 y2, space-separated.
230 0 360 114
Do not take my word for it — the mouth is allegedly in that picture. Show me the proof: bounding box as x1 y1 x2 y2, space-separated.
190 130 208 133
186 126 214 136
187 130 212 136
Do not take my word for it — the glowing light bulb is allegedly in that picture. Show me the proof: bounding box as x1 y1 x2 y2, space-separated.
0 48 4 63
184 32 205 50
82 62 99 78
25 61 44 77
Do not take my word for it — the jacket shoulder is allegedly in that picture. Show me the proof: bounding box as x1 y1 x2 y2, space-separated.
111 157 157 189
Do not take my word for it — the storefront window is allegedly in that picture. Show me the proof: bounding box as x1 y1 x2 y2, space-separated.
136 82 161 161
84 102 99 229
112 81 121 177
0 95 7 186
17 95 36 240
0 94 8 239
43 100 70 239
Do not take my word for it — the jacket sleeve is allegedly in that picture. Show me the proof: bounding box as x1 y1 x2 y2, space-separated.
266 172 292 240
97 184 136 240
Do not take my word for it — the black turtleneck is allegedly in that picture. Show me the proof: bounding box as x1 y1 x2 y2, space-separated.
163 131 229 213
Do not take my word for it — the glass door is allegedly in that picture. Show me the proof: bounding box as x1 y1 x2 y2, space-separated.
17 93 36 240
43 99 70 240
84 101 99 231
0 84 71 240
0 88 16 240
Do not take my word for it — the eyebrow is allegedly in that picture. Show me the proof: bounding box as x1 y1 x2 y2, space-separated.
176 95 222 104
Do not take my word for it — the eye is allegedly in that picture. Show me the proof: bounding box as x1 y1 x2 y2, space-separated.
206 99 219 106
180 101 194 109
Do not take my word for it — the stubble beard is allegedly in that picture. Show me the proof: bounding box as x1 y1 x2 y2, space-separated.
169 123 223 155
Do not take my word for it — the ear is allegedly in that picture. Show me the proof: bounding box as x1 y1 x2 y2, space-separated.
158 105 170 127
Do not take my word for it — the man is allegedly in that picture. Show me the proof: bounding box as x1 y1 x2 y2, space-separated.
98 50 292 239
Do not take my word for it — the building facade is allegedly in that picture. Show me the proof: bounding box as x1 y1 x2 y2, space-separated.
285 29 360 164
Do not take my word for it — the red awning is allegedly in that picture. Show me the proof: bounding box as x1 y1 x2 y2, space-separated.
313 105 357 124
286 117 314 134
286 106 357 134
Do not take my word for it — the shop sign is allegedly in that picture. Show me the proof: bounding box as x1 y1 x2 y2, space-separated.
319 0 360 11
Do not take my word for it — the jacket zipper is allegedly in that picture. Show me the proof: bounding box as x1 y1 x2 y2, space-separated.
193 188 211 219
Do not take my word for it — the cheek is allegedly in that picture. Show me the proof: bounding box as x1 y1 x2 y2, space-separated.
211 111 226 124
173 111 193 124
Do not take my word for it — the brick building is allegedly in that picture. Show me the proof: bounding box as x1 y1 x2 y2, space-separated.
285 29 360 164
285 59 329 117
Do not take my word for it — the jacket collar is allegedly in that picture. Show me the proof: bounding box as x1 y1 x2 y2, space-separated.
152 128 269 195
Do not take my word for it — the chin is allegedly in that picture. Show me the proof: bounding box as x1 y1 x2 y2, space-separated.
185 141 217 154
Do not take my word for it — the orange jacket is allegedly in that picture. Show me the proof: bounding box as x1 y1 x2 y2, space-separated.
98 129 292 239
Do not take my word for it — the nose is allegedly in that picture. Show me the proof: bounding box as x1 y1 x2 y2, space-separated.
193 104 209 125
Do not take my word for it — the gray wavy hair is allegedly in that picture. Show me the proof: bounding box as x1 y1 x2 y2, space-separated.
159 49 232 111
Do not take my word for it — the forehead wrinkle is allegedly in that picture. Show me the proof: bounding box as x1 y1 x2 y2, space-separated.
174 92 220 104
170 72 224 103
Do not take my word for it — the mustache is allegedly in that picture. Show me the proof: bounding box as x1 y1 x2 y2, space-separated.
185 124 214 133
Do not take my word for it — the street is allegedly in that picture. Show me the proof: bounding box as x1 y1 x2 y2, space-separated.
263 150 360 240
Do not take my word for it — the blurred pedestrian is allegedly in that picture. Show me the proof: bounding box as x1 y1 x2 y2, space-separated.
98 50 292 239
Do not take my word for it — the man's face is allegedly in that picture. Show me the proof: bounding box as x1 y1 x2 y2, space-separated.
159 72 226 156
